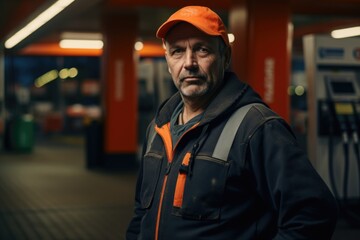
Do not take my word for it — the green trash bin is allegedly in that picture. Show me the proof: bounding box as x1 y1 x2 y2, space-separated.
13 114 35 152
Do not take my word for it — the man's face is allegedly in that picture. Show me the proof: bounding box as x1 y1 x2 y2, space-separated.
164 23 230 102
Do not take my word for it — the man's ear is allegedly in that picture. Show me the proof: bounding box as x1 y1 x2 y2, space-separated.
164 51 172 74
163 40 172 74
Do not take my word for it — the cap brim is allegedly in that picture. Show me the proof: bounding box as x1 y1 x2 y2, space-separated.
156 19 220 39
156 20 183 38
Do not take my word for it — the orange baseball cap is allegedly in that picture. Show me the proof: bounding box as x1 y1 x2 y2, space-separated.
156 6 230 47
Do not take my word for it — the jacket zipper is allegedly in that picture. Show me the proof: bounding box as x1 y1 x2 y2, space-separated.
155 172 169 240
154 124 173 240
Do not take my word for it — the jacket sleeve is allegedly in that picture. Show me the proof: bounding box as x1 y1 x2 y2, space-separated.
248 119 338 240
126 122 154 239
125 150 146 240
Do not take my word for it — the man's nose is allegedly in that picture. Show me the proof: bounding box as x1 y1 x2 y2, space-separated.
184 49 198 69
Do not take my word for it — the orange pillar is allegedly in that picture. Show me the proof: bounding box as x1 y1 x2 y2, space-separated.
230 0 292 121
102 12 138 166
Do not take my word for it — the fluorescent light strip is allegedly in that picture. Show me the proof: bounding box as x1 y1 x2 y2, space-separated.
331 26 360 39
59 39 104 49
4 0 76 49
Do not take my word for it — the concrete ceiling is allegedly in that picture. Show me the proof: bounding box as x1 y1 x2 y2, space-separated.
1 0 360 53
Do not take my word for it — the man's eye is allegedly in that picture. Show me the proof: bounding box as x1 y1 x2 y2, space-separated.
172 49 183 55
199 47 208 53
197 47 210 55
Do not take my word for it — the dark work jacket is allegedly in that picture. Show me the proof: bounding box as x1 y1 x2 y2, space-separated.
126 72 338 240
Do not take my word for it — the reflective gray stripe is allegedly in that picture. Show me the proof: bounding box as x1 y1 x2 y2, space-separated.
212 103 260 161
145 124 156 155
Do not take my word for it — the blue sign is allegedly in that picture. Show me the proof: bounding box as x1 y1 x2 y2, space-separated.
318 47 344 59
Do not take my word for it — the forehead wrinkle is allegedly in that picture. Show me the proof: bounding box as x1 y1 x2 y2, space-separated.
167 38 201 50
166 36 220 53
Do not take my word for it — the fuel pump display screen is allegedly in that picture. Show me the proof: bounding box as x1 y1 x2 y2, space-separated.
330 81 356 94
325 75 360 101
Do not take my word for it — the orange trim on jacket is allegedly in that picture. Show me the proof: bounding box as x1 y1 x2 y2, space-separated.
154 123 173 240
173 152 191 207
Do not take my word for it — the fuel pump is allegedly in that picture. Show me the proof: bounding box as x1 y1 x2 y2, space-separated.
325 76 360 226
303 34 360 227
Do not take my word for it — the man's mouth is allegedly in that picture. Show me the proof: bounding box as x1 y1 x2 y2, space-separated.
181 76 204 82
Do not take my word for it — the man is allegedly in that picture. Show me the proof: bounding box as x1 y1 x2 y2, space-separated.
127 5 338 240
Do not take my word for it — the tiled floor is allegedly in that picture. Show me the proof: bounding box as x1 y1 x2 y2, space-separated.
0 137 359 239
0 139 137 240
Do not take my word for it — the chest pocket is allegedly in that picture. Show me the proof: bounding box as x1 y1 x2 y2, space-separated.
171 103 262 220
173 155 230 220
140 125 164 209
140 152 163 209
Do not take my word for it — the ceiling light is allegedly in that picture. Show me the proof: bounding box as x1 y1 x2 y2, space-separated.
134 41 144 51
228 33 235 43
59 39 104 49
4 0 76 49
331 26 360 39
